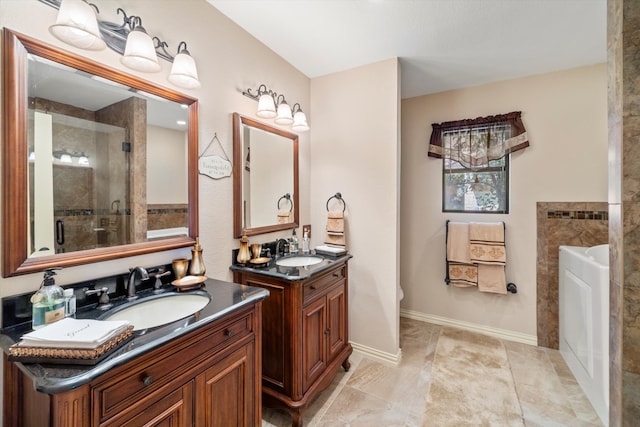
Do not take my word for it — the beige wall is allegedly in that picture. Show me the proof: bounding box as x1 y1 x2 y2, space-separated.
400 64 608 339
0 0 310 299
310 59 401 358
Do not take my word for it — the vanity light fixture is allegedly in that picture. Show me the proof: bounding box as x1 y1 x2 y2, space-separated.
168 42 201 89
120 15 160 73
291 104 310 132
242 84 310 132
39 0 201 89
52 149 90 166
48 0 106 51
274 95 293 125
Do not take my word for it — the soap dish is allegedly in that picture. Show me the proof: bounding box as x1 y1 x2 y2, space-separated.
249 257 271 268
172 275 207 291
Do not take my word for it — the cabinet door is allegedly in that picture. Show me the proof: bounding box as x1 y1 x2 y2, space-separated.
111 381 194 427
302 296 327 392
195 343 256 427
326 283 347 363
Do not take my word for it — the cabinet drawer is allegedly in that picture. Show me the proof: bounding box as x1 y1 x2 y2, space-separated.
303 265 345 303
94 311 253 422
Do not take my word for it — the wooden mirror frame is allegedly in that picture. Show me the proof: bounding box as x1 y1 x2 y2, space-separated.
2 29 199 277
233 112 299 238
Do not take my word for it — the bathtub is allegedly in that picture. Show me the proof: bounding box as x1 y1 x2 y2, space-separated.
559 244 609 426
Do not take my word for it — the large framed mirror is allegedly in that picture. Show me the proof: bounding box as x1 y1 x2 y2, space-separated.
2 29 199 277
233 113 299 238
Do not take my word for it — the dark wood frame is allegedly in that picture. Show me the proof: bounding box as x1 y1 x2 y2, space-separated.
2 29 199 277
232 112 299 238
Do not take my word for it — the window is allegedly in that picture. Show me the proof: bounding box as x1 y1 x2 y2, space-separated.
428 112 529 214
443 141 509 213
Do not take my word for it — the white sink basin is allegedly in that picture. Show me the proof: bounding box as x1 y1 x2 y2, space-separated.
276 256 324 268
103 293 210 331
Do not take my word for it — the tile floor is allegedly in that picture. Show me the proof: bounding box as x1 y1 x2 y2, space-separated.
262 317 604 427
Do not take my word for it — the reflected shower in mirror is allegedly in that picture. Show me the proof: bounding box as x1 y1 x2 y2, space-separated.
233 113 299 238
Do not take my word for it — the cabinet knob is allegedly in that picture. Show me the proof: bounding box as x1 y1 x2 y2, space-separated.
310 285 317 290
324 328 331 335
333 272 340 277
225 329 234 337
142 375 154 386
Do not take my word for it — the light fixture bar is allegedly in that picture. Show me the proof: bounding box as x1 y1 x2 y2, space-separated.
39 0 176 62
39 0 200 89
242 84 309 131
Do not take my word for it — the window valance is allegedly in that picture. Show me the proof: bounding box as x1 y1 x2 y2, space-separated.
428 111 529 169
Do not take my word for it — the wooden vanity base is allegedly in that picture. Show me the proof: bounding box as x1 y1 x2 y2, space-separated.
233 258 352 427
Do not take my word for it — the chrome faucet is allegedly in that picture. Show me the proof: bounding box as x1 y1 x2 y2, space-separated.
127 266 149 299
275 238 289 259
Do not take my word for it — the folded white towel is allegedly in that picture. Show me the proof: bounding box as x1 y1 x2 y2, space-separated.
19 318 131 349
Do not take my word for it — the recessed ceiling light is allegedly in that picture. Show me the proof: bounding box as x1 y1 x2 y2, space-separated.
176 120 186 126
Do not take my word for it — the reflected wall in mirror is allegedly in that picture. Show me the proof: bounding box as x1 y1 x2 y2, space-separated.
2 29 199 276
233 113 299 238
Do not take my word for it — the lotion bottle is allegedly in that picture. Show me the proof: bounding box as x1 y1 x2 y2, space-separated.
302 231 310 254
31 268 65 329
189 237 206 276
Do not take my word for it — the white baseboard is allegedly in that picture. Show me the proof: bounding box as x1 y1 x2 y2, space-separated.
400 308 538 346
350 341 402 366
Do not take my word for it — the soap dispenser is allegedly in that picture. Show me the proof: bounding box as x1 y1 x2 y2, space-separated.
31 268 65 329
237 232 251 265
189 237 206 276
290 229 299 254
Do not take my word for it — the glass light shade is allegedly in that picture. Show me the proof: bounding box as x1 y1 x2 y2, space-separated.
256 94 277 118
292 110 310 132
168 52 201 89
121 27 161 73
60 154 72 163
275 102 293 125
49 0 106 51
78 155 89 166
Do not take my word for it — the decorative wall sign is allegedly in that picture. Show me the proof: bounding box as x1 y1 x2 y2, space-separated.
198 133 232 179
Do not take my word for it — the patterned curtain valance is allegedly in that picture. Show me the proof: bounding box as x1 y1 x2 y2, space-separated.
428 111 529 168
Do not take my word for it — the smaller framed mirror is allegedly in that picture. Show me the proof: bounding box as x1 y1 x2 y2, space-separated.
233 113 299 238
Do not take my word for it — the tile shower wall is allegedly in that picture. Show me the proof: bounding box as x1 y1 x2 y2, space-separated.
147 204 188 231
536 202 609 350
608 0 640 423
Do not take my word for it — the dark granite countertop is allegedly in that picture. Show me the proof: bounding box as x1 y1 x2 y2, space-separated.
0 278 269 394
229 253 352 280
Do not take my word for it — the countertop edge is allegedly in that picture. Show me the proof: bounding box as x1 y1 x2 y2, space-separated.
230 253 352 280
1 279 269 394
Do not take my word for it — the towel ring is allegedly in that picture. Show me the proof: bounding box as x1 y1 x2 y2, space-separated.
277 193 293 212
326 192 346 213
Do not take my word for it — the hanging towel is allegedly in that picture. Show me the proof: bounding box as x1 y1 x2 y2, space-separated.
446 222 477 287
277 209 291 224
477 264 507 294
446 222 471 263
325 211 345 247
447 261 478 287
469 222 506 265
326 211 345 233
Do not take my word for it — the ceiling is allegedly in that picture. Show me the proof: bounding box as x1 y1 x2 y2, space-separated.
207 0 607 99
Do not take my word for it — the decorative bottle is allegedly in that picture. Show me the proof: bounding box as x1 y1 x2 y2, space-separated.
31 268 65 329
237 233 251 264
189 237 206 276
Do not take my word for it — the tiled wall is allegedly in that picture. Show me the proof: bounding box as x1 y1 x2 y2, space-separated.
608 0 640 423
147 204 188 230
536 202 609 349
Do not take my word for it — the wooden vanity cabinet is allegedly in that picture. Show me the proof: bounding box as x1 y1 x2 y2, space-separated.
233 259 352 426
3 302 262 427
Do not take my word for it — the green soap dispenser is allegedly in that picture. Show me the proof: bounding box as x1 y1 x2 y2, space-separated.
31 268 65 330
